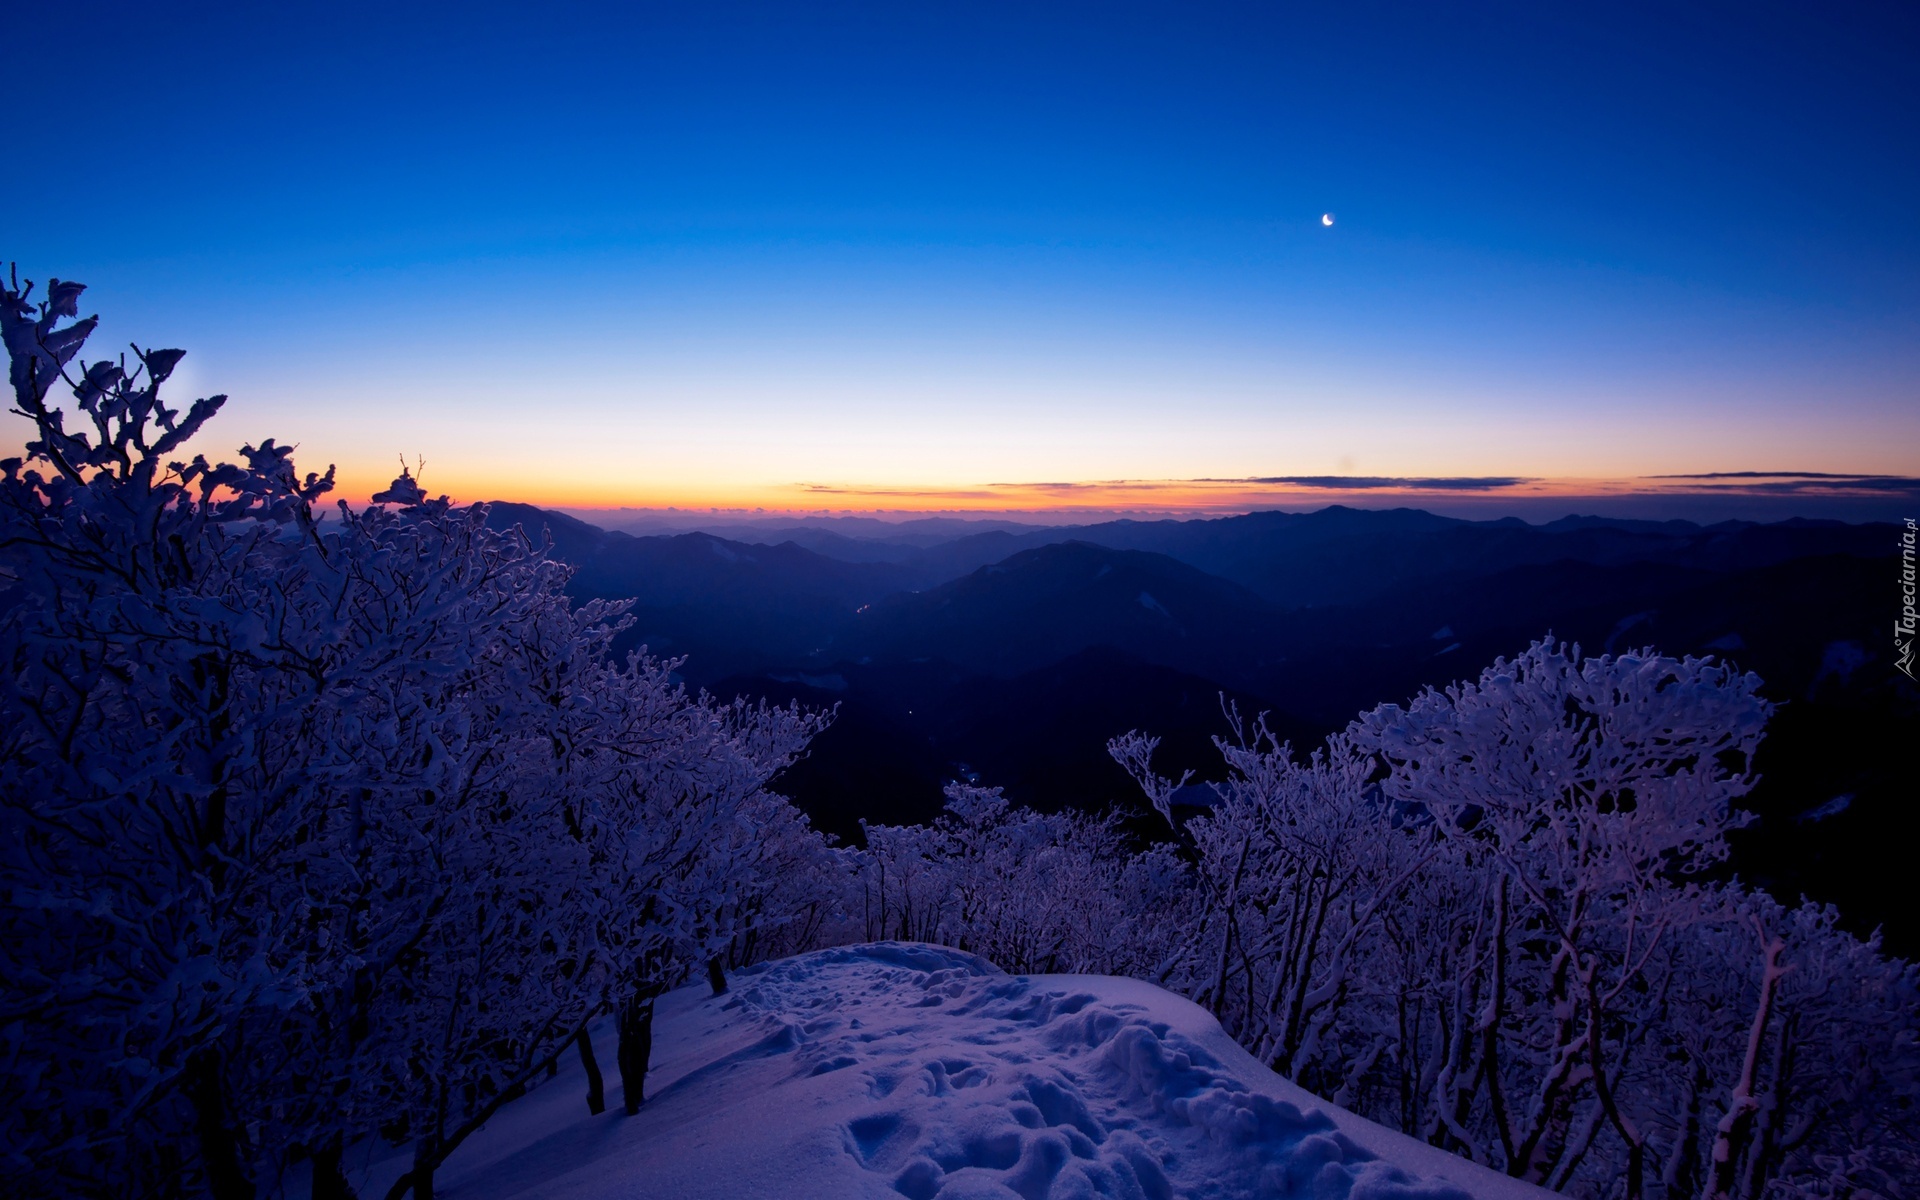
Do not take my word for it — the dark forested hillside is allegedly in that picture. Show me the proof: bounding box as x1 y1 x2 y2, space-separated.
493 501 1915 952
841 541 1284 684
720 505 1894 606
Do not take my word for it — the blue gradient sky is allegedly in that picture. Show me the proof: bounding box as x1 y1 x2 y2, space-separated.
7 1 1917 515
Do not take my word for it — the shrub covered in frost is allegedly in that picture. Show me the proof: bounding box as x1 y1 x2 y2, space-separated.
847 640 1920 1200
0 272 833 1199
1107 642 1920 1200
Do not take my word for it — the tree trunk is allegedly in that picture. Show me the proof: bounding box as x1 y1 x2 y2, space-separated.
1735 1012 1796 1200
1512 945 1580 1183
707 957 729 996
1211 840 1251 1021
1481 874 1518 1172
383 1027 586 1200
1702 932 1787 1200
412 1136 439 1200
1583 967 1645 1200
578 1025 607 1115
1663 1057 1707 1200
311 1137 355 1200
618 992 656 1115
188 1050 255 1200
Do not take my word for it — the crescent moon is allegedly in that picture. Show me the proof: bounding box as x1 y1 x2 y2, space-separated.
1321 213 1334 227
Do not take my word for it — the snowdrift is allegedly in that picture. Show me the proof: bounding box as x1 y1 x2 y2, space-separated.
328 944 1556 1200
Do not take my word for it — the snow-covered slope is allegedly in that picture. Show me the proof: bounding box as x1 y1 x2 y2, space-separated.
328 944 1556 1200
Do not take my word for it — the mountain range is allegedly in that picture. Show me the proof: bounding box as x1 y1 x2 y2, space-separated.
484 502 1915 954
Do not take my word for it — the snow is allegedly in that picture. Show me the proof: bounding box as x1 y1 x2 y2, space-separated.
320 944 1555 1200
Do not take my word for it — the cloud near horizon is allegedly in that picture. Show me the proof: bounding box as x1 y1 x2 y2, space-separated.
1229 476 1534 491
799 475 1540 500
783 472 1920 508
1641 472 1920 495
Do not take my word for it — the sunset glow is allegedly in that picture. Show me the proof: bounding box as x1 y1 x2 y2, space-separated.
4 6 1916 1196
6 4 1914 523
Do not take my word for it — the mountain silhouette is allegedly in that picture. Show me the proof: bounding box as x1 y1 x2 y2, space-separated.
841 541 1282 684
480 499 1915 953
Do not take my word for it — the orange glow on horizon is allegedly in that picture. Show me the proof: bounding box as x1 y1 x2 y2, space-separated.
327 467 1916 518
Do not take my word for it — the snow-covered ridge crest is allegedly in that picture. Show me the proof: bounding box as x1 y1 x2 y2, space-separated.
387 942 1550 1200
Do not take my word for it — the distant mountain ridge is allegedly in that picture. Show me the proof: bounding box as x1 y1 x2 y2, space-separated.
844 541 1283 684
505 499 1896 598
481 499 1914 953
480 497 1903 713
484 501 916 679
709 504 1892 608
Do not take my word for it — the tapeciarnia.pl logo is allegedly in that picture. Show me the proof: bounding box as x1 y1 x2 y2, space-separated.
1899 518 1917 680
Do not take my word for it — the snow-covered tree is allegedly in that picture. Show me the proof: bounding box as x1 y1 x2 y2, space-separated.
1645 895 1920 1200
1110 639 1918 1200
569 659 831 1115
1354 641 1772 1198
0 271 832 1199
1111 712 1438 1085
854 784 1183 978
2 270 360 1196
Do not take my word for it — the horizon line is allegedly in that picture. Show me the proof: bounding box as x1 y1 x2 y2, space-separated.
457 471 1918 517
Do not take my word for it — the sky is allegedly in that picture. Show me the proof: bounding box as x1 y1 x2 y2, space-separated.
6 1 1918 519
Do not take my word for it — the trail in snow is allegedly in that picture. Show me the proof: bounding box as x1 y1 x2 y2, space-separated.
326 944 1554 1200
732 943 1472 1200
